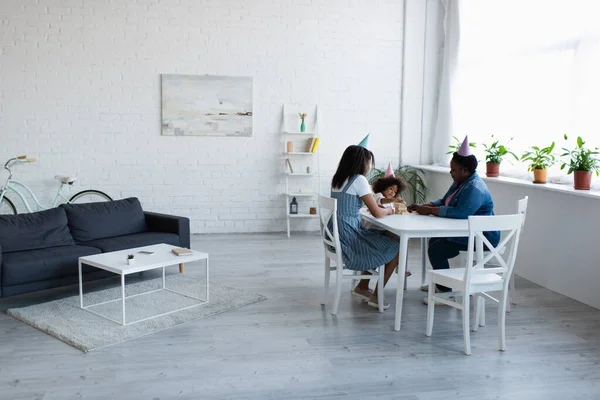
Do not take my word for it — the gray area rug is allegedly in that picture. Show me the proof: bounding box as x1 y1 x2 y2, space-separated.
6 274 266 352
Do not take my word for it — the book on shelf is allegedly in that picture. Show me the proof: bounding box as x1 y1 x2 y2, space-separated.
305 137 316 152
172 247 193 256
285 158 294 173
311 137 320 153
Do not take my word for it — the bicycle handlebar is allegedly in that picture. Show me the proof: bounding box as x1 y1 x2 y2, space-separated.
27 158 36 162
17 155 27 159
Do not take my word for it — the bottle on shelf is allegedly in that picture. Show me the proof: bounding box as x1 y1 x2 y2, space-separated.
290 197 298 215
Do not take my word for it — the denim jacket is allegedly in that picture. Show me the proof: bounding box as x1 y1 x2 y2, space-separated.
431 172 500 247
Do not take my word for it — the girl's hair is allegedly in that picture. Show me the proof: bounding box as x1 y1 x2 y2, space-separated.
452 152 478 173
372 176 407 197
331 145 375 189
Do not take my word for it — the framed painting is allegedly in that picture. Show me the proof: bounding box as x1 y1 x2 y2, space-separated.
161 74 253 136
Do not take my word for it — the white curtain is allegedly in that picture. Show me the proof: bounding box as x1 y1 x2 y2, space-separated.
431 0 460 165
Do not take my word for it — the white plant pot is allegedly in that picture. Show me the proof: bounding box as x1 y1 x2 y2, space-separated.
127 258 135 265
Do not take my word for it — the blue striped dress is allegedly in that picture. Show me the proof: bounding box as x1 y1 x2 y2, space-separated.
331 175 398 271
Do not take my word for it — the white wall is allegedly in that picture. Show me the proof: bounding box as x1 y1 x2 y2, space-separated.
0 0 404 233
425 169 600 310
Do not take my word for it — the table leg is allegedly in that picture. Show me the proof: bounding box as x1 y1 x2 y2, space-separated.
421 238 428 287
394 235 410 331
206 256 210 303
179 263 185 274
78 260 83 308
121 274 126 326
162 266 166 289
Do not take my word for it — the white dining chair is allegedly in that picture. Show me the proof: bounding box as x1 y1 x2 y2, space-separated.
425 213 524 355
318 195 385 314
458 196 528 319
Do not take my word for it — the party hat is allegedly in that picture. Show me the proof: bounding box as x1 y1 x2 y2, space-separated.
357 133 370 149
385 162 394 177
457 135 471 156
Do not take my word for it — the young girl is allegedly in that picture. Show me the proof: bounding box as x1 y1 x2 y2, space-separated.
371 176 408 211
331 145 403 309
369 175 412 277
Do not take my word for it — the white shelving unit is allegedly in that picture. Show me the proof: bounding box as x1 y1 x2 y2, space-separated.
282 104 320 237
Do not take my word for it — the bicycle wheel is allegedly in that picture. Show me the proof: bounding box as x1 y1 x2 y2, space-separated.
0 196 17 215
69 190 113 204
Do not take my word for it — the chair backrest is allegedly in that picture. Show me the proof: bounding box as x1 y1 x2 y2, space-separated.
463 214 525 289
318 195 342 260
517 196 528 228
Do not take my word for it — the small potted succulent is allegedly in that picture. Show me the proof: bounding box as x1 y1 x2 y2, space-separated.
520 142 556 184
127 254 135 265
446 135 476 155
482 136 518 177
560 134 600 190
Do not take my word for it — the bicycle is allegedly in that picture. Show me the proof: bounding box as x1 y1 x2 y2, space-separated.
0 155 113 215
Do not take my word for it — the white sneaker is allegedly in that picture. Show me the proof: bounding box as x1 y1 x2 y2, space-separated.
420 284 429 292
367 295 390 310
351 287 372 302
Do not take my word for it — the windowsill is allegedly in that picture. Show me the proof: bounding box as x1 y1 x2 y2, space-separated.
412 164 600 200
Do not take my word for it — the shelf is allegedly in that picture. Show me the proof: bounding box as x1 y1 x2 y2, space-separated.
286 192 317 197
287 173 317 176
283 131 316 136
285 152 316 155
288 213 319 218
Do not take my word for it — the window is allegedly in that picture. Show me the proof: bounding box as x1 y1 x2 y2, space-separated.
452 0 600 180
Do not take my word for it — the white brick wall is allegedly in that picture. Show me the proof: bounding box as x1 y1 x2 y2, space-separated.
0 0 403 233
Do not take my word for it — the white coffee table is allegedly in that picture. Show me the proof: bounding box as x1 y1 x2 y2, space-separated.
78 243 209 326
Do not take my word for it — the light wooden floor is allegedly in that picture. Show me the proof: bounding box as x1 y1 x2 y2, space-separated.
1 233 600 400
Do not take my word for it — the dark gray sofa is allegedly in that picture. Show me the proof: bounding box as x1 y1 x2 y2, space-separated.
0 197 190 298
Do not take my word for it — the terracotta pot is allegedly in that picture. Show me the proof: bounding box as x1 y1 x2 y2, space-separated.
533 169 547 184
574 170 592 190
486 162 500 177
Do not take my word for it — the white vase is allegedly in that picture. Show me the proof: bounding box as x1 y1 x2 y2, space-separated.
127 258 135 265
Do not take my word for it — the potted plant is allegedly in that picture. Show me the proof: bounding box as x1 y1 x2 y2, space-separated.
520 142 556 184
446 135 477 155
560 134 600 190
367 164 429 204
482 136 518 177
127 254 135 265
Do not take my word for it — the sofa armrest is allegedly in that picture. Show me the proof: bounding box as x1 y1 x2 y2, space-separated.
144 212 190 249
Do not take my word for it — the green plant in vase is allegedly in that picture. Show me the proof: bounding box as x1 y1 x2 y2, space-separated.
482 136 518 177
298 112 307 133
520 142 556 184
560 134 600 190
446 135 477 155
367 164 429 204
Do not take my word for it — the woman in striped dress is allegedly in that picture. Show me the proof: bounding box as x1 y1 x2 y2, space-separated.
331 145 401 309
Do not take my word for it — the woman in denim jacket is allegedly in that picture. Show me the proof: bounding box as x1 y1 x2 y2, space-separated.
408 148 499 293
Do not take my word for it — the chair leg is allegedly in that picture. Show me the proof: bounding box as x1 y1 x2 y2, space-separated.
377 270 384 313
479 299 486 327
508 275 516 312
499 290 508 351
462 294 471 355
472 295 480 332
350 270 359 292
322 258 330 306
425 279 435 337
331 265 343 315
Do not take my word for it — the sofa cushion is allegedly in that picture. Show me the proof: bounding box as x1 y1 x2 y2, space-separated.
60 197 148 242
2 245 102 286
0 208 76 253
81 232 181 253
